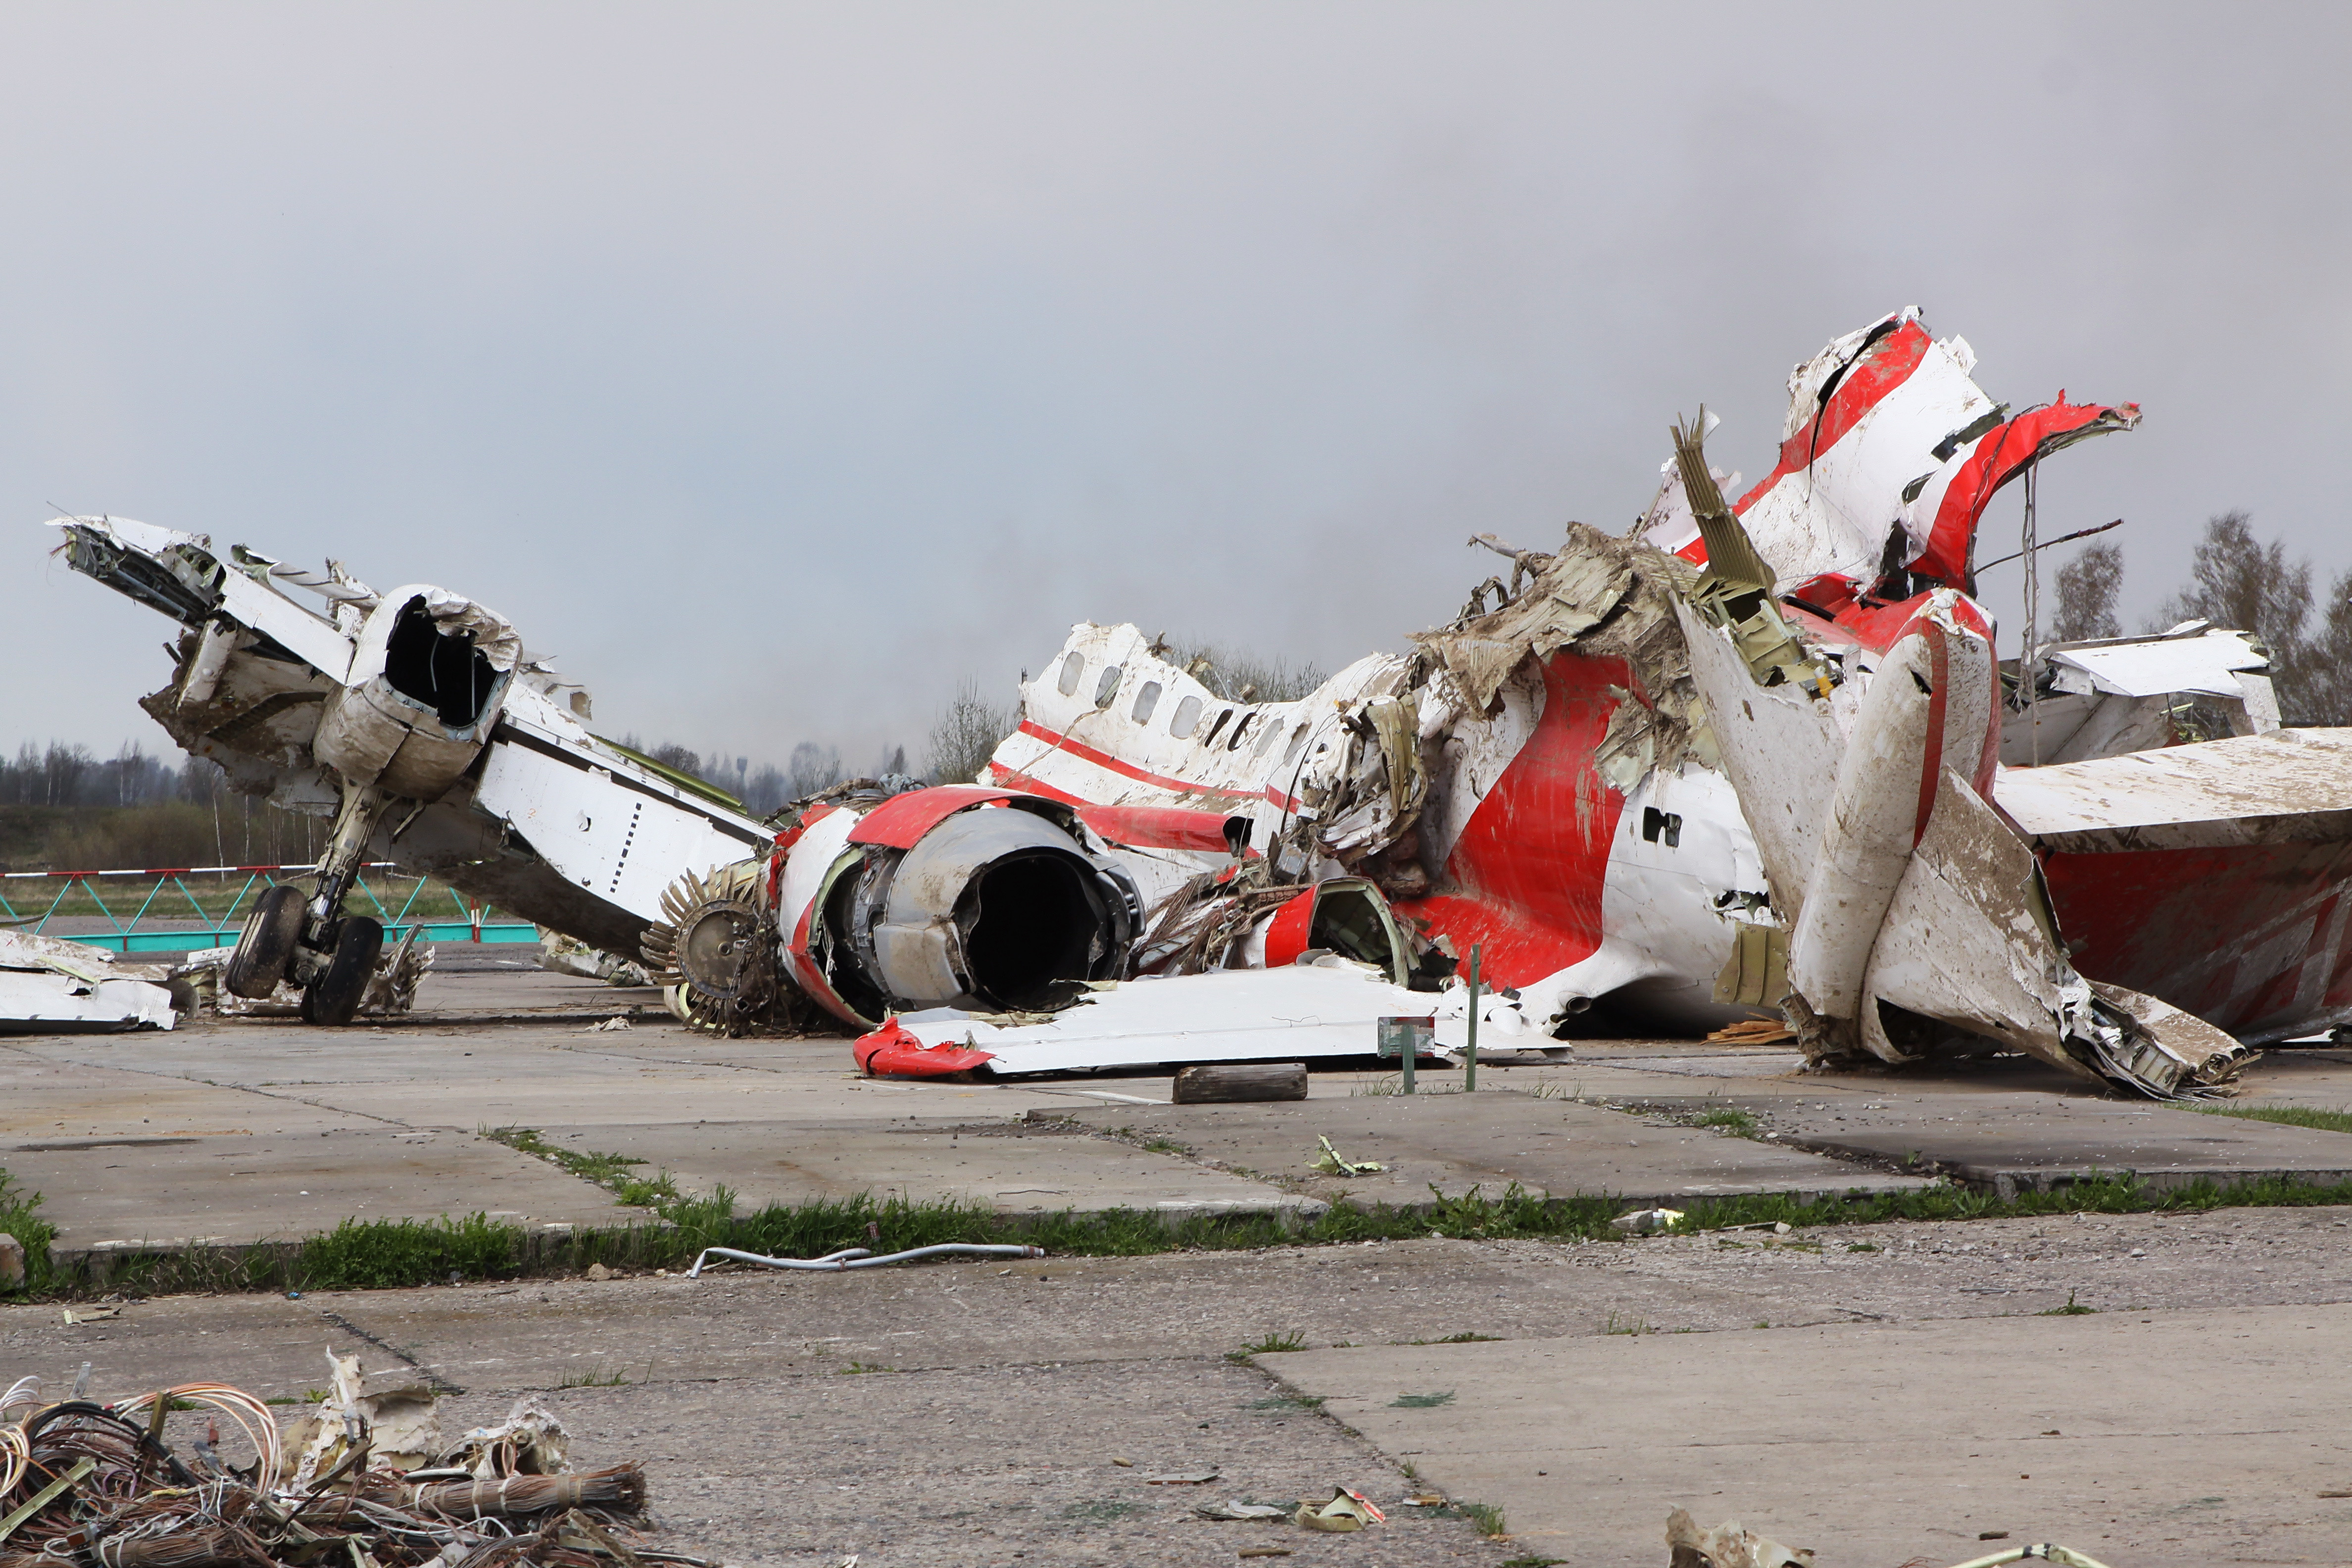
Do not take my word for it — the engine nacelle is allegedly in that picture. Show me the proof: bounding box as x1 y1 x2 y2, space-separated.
652 785 1143 1031
315 587 518 799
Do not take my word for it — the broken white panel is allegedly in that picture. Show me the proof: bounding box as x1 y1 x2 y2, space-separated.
473 705 770 923
2046 629 2270 700
1995 729 2352 849
0 931 176 1032
890 960 1531 1076
1672 600 1845 929
49 516 358 682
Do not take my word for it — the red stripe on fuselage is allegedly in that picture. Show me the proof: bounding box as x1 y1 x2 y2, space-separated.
1009 718 1300 810
1392 652 1631 987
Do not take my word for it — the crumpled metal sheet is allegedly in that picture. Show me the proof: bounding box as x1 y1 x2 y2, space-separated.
0 931 177 1032
1667 1507 1814 1568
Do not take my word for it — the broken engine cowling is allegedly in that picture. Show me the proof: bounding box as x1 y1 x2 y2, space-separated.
645 786 1142 1032
314 587 520 799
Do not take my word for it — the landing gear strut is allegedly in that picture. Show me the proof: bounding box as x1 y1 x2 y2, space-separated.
222 782 395 1025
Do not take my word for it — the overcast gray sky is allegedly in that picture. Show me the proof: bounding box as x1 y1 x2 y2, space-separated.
6 3 2348 771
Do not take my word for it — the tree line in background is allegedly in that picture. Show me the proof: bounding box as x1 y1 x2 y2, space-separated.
2049 510 2352 725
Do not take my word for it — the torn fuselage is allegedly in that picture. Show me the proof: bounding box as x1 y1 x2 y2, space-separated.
55 515 772 1022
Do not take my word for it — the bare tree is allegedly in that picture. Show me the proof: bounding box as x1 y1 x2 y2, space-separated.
1156 637 1327 702
786 741 845 798
2296 567 2352 727
2049 541 2123 642
2154 510 2346 725
924 679 1012 785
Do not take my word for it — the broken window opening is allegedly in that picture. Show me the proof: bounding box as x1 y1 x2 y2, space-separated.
1056 653 1085 697
1641 807 1682 847
1170 695 1203 738
959 849 1106 1009
1252 719 1283 759
1202 708 1233 747
1130 680 1162 725
1226 712 1255 751
1093 665 1124 709
1282 725 1310 766
383 595 496 729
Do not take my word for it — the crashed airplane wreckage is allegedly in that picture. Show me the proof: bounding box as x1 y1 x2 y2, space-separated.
49 516 1466 1055
49 308 2352 1095
973 308 2352 1098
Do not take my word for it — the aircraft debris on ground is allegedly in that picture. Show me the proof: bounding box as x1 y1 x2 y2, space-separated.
46 308 2352 1098
0 1355 706 1568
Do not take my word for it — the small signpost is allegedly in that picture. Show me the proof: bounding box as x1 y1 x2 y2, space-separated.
1376 1015 1433 1094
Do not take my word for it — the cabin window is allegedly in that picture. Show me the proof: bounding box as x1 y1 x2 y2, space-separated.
1170 695 1203 738
1094 665 1123 708
1202 708 1233 747
1281 724 1310 766
1226 712 1254 751
1056 652 1084 697
1130 680 1162 725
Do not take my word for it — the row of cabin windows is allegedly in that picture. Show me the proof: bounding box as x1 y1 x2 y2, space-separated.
1056 650 1312 765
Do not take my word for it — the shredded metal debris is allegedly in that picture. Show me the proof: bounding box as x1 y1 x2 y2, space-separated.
0 1358 710 1568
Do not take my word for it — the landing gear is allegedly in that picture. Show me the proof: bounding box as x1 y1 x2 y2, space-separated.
224 884 305 999
237 781 398 1026
301 916 385 1025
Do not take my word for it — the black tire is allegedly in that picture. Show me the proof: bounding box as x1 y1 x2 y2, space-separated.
301 916 383 1027
224 885 305 999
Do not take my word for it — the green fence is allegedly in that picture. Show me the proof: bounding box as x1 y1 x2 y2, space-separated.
0 861 539 952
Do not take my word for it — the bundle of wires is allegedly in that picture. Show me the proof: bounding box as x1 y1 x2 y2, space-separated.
0 1376 698 1568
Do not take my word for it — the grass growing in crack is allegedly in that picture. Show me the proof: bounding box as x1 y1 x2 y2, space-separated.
1604 1312 1651 1336
839 1361 892 1374
557 1367 628 1388
486 1127 682 1210
1226 1330 1307 1361
1690 1107 1759 1135
24 1165 2352 1300
1138 1136 1190 1156
1499 1557 1568 1567
1390 1391 1456 1408
1434 1499 1508 1535
1412 1331 1502 1344
2200 1104 2352 1136
2041 1290 2097 1316
1248 1394 1326 1412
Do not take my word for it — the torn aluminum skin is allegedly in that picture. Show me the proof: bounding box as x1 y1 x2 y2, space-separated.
0 931 177 1032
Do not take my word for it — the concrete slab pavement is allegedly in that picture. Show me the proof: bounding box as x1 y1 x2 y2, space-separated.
1042 1088 1938 1206
11 1126 654 1248
532 1115 1326 1217
1269 1302 2352 1568
1616 1089 2352 1194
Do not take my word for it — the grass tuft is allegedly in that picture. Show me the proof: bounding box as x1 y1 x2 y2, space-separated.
1691 1107 1759 1135
2200 1104 2352 1136
1436 1499 1508 1536
2040 1289 2097 1316
557 1367 628 1388
1228 1330 1307 1361
1390 1390 1456 1408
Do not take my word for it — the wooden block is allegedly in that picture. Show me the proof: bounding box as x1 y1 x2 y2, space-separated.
1171 1062 1309 1104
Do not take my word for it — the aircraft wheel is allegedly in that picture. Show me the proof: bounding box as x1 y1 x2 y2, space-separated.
301 916 384 1026
224 885 305 999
